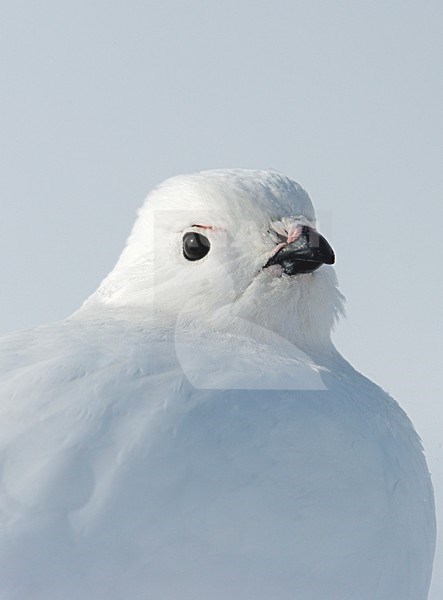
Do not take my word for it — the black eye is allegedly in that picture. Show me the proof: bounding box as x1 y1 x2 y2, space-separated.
182 232 210 261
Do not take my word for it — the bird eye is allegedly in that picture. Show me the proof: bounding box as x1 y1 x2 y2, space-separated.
182 232 210 261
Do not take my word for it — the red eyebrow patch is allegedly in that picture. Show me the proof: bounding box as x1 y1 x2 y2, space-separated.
192 224 214 230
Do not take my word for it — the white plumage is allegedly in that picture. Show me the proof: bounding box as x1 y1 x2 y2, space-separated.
0 170 435 599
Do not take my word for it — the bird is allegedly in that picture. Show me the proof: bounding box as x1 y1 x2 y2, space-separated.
0 169 435 600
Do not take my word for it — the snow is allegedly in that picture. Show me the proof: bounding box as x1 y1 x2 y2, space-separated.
0 170 436 599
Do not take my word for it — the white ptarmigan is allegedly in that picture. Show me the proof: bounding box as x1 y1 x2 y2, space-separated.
0 170 435 600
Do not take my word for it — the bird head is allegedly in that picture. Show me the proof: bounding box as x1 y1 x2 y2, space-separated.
82 170 345 350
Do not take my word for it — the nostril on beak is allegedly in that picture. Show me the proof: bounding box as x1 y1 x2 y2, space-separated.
264 226 335 275
286 225 303 245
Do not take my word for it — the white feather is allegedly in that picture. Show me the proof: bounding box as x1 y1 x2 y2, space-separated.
0 169 435 599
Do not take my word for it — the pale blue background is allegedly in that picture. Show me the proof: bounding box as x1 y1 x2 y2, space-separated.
1 1 442 595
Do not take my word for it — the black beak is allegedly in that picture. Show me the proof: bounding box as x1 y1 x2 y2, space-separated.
264 226 335 275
